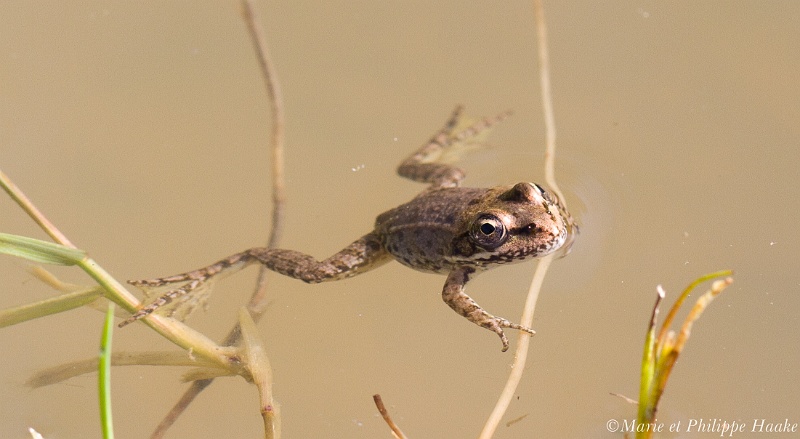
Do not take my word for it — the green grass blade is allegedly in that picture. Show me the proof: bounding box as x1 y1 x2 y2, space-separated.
0 233 86 265
637 287 663 428
99 302 115 439
0 287 104 328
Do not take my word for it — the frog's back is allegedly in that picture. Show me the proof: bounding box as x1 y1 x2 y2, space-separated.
375 187 485 273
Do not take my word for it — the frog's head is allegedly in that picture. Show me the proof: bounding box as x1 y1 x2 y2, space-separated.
453 182 577 267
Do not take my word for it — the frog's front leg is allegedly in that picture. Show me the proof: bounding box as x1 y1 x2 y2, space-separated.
119 232 390 327
442 267 535 352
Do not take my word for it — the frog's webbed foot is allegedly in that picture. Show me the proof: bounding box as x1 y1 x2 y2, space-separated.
118 279 204 327
442 268 535 352
119 250 258 327
398 106 512 188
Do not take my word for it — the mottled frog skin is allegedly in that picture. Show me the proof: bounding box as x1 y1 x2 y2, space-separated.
122 106 577 351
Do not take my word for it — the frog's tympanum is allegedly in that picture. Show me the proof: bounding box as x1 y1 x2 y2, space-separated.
121 106 577 351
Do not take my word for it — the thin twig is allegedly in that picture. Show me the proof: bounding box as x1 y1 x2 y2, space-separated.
479 255 552 438
610 392 638 405
242 0 286 316
151 382 210 439
0 170 75 247
533 0 565 206
151 1 287 436
480 1 560 436
373 394 407 439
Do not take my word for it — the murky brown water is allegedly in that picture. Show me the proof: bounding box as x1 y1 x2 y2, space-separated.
2 2 799 438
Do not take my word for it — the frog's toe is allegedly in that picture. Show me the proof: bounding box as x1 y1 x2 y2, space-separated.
128 275 191 287
509 323 536 337
499 333 510 352
128 278 162 287
492 317 536 351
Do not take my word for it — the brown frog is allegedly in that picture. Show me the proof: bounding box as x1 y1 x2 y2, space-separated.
121 106 577 351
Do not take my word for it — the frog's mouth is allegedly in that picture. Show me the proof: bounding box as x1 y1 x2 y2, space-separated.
553 217 580 258
457 233 569 267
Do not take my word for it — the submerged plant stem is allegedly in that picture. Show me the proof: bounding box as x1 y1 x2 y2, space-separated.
480 1 563 437
152 2 287 437
374 394 407 439
479 254 553 438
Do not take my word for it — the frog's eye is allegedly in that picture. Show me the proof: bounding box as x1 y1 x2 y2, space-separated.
470 214 508 249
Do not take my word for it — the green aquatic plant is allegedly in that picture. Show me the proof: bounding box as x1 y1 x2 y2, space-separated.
635 270 734 439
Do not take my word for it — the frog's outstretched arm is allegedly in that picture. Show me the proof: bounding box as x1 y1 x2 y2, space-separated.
443 267 535 352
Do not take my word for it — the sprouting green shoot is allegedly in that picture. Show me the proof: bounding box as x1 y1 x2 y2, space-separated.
636 270 733 439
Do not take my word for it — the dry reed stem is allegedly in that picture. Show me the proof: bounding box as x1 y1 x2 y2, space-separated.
373 394 408 439
480 1 561 436
151 1 287 437
0 170 75 248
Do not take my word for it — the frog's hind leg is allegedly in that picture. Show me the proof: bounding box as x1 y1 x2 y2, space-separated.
397 106 512 188
120 232 390 327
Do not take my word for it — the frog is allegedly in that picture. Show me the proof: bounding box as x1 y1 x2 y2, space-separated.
120 106 577 351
